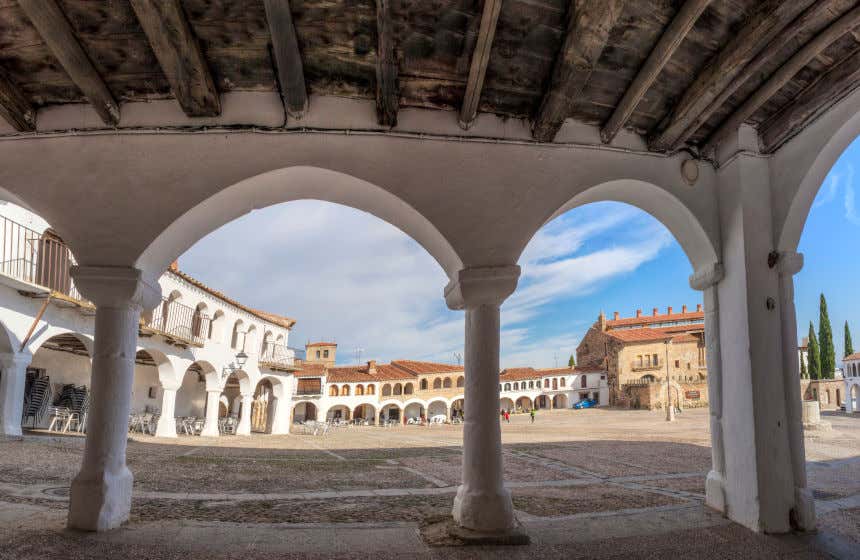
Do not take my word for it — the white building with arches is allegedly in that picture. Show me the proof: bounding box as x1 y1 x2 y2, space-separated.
499 366 608 412
0 204 299 440
844 353 860 413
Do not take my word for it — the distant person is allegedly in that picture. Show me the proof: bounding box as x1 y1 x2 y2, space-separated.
530 408 536 423
504 410 510 423
500 408 505 420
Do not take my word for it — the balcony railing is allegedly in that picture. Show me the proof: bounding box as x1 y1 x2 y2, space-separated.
0 216 83 301
631 361 663 372
259 343 303 371
141 297 210 347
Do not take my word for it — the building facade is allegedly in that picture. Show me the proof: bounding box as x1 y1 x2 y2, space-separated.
844 352 860 413
576 306 708 409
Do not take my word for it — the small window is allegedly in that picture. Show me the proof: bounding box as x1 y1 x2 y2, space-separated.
687 362 691 369
653 354 659 365
323 350 329 358
316 350 321 358
674 360 680 368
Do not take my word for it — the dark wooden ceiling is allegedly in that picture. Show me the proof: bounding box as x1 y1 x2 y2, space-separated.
0 0 859 156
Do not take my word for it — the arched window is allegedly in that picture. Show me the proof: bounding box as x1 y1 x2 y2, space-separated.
341 384 350 396
329 385 339 397
433 378 442 389
552 378 558 390
504 383 511 391
192 302 207 339
209 310 225 341
528 381 534 389
560 377 566 387
544 378 549 388
231 319 244 350
404 383 414 395
581 375 587 388
381 384 391 396
355 384 364 396
420 379 428 390
443 377 452 389
244 325 258 354
456 376 464 388
393 383 403 395
367 384 375 395
261 331 274 356
513 382 519 390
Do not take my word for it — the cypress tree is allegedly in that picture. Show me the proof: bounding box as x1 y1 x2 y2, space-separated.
808 322 821 380
819 294 836 379
800 351 807 379
568 354 575 368
846 321 854 358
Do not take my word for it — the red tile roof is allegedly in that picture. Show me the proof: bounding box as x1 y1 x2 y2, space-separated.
606 327 703 343
295 363 326 377
391 360 464 375
499 366 603 381
325 363 417 383
168 268 296 329
606 310 704 329
306 341 337 347
845 352 860 361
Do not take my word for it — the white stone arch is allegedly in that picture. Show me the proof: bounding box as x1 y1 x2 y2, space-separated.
426 399 448 418
244 324 258 354
209 309 227 342
515 395 533 410
0 317 21 354
187 360 220 392
135 347 178 389
848 382 860 413
447 394 465 407
261 330 274 356
230 319 244 350
774 87 860 253
352 402 377 421
402 397 427 409
136 166 463 281
534 179 719 271
499 397 514 412
27 329 94 358
292 400 318 422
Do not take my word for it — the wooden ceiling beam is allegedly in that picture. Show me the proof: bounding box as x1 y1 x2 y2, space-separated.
705 5 860 153
0 66 35 132
18 0 119 126
129 0 220 117
263 0 308 120
459 0 502 130
532 0 625 143
375 0 398 127
760 47 860 154
600 0 711 145
648 0 816 152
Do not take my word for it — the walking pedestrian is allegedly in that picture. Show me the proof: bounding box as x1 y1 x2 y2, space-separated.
530 408 535 423
504 410 510 423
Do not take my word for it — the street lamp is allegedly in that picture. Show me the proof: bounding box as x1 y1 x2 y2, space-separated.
222 351 249 379
665 339 675 422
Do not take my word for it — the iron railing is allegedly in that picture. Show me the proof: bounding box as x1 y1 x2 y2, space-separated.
0 216 83 301
142 297 210 346
259 343 303 370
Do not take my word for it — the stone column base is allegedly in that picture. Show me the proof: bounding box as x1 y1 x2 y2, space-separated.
200 424 220 437
792 487 816 531
154 416 177 438
452 484 515 534
67 466 133 531
705 470 726 514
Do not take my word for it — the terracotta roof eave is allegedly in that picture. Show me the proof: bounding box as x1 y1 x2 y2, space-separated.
167 269 297 330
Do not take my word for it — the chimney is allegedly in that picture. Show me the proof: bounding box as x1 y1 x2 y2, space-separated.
667 306 673 315
635 309 642 318
598 311 606 331
367 360 377 374
652 307 658 316
682 304 688 313
696 303 703 312
169 260 179 272
613 311 619 320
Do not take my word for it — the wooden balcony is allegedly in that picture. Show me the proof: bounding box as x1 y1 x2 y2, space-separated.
259 344 303 372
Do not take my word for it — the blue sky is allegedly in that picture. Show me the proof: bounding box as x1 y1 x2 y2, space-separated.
180 138 859 369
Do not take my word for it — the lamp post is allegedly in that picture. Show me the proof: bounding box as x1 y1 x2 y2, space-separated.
222 351 249 379
665 339 675 422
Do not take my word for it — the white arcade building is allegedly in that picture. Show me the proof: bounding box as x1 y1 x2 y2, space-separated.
0 203 300 439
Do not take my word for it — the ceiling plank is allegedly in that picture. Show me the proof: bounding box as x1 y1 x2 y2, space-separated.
263 0 308 120
532 0 625 143
600 0 711 145
458 0 502 130
648 0 817 152
0 66 35 132
375 0 398 127
760 47 860 154
18 0 120 126
129 0 220 118
705 5 860 153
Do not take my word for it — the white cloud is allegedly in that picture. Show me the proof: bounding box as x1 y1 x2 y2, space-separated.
180 200 675 369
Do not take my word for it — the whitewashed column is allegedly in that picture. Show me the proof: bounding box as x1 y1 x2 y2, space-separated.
236 393 252 435
200 389 221 437
778 251 815 530
154 387 178 438
67 267 160 531
690 263 726 513
445 265 520 534
0 352 32 437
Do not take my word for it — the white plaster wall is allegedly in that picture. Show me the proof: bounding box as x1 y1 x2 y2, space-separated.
175 371 207 418
130 364 160 413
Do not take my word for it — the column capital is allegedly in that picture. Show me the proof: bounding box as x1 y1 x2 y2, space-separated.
0 352 31 369
777 251 804 277
444 265 520 310
689 262 725 291
71 266 162 311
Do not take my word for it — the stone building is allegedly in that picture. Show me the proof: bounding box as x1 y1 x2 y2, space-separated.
498 366 608 411
576 306 708 408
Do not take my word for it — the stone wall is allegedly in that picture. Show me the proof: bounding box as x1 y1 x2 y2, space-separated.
801 379 845 410
620 380 709 411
